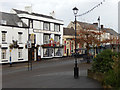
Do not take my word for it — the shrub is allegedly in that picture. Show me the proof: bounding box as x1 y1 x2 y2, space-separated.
103 52 120 88
91 49 116 73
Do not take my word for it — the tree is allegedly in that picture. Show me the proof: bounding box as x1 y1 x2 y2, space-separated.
75 26 112 62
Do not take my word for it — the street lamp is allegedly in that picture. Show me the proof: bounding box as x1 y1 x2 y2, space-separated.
98 16 101 53
73 7 79 79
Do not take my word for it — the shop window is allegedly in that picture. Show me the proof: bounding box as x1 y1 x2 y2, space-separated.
54 48 62 56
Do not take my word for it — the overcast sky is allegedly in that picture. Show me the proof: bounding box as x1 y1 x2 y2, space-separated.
0 0 119 33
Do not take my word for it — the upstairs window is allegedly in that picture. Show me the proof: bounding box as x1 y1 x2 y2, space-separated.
43 34 50 44
2 31 7 43
1 20 7 25
43 22 50 30
54 35 60 42
54 24 60 32
18 32 23 43
17 22 22 27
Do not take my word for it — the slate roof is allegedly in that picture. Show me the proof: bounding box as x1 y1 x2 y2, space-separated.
101 28 118 36
74 21 98 30
63 27 75 36
13 9 54 19
0 11 27 27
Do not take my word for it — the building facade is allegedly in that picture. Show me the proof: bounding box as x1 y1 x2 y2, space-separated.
11 8 64 60
0 7 63 63
65 21 119 56
0 12 28 63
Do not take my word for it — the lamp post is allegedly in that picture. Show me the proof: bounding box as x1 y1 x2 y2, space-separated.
73 7 79 79
98 16 101 53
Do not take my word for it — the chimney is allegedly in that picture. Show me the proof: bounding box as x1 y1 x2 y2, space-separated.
50 11 55 18
25 6 32 13
93 23 98 26
101 25 104 29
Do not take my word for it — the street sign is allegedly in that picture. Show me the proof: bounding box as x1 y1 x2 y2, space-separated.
27 40 31 48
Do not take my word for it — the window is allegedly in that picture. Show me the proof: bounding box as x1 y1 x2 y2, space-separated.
54 35 60 42
71 42 74 53
18 49 22 58
1 20 7 25
18 33 22 43
2 31 7 43
33 20 41 29
1 49 6 59
43 48 53 57
43 34 50 44
43 48 49 57
54 48 62 56
54 35 60 46
2 33 6 42
54 24 60 32
17 22 22 27
43 22 50 30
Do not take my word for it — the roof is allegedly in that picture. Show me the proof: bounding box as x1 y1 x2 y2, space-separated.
13 9 54 19
101 28 118 36
0 11 27 27
75 21 98 30
63 27 75 36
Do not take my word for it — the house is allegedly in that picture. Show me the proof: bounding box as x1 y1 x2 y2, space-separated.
66 21 119 56
0 11 28 63
0 6 64 63
63 27 75 56
11 7 64 60
67 21 99 55
101 27 119 52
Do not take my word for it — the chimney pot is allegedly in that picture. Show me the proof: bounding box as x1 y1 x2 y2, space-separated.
25 6 32 13
93 23 98 26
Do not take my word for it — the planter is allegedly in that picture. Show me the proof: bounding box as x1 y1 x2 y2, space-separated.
87 69 104 82
87 69 115 89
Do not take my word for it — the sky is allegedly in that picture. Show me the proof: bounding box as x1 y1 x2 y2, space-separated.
0 0 119 33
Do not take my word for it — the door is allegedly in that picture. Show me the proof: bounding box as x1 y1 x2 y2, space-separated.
67 49 69 56
32 49 34 61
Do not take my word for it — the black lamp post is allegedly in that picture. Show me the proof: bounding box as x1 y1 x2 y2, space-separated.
98 16 101 53
73 7 79 79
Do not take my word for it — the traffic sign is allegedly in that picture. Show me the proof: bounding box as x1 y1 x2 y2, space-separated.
27 40 31 48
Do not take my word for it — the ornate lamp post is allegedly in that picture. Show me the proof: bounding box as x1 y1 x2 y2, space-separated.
73 7 79 79
98 16 101 53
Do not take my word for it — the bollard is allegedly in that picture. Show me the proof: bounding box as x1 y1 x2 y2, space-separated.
10 56 12 67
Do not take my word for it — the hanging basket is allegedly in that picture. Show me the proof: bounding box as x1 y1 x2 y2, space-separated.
9 44 14 49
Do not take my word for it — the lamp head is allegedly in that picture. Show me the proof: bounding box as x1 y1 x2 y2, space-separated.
73 7 79 15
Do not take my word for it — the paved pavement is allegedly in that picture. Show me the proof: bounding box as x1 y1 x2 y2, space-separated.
2 57 103 89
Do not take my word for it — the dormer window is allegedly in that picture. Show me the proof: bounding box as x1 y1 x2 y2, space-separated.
17 22 22 27
1 20 7 25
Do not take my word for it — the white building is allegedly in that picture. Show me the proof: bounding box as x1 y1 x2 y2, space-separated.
0 7 64 63
0 11 28 63
11 7 64 61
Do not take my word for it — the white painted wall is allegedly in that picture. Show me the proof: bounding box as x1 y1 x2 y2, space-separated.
0 26 28 63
